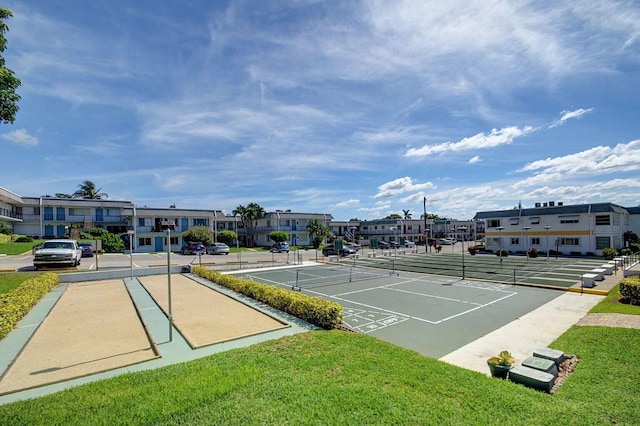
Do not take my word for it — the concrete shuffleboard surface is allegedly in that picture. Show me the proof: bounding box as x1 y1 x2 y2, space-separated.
138 275 289 348
0 280 159 395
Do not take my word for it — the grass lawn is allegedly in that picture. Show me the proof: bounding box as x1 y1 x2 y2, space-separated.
0 284 639 424
0 273 38 294
589 283 640 315
0 240 44 256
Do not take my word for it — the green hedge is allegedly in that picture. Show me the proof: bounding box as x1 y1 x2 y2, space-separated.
0 273 59 339
620 276 640 305
192 267 343 329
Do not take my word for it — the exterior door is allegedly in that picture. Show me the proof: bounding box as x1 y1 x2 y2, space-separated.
56 225 66 237
96 208 104 222
181 217 189 231
155 237 164 251
56 207 65 220
44 225 53 237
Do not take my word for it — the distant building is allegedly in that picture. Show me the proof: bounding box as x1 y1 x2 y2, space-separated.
475 201 636 256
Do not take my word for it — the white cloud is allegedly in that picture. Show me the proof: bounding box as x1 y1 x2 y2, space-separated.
405 126 535 157
549 108 594 128
374 177 435 199
2 129 39 146
468 156 481 164
332 199 360 208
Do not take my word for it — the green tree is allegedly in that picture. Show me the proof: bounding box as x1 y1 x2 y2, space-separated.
216 230 237 247
269 231 289 244
181 226 213 246
307 219 329 249
73 181 108 199
88 227 124 253
232 202 265 247
403 209 412 219
0 9 21 124
55 193 72 198
385 213 402 219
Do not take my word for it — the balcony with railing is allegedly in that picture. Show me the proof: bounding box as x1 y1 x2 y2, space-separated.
0 208 22 221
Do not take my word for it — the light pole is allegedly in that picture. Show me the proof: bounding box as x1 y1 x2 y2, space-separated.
522 226 530 262
161 221 175 342
127 229 135 279
459 226 467 279
496 226 504 269
544 225 551 260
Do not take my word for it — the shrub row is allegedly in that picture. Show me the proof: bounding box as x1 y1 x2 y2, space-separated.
620 276 640 305
192 266 343 329
0 273 59 339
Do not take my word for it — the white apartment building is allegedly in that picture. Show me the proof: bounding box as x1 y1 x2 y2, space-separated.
475 201 634 256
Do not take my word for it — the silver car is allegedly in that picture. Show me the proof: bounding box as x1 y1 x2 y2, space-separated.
206 243 230 255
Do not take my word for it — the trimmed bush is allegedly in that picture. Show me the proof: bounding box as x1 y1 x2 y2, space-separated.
495 248 509 257
527 248 539 258
602 247 618 260
0 273 59 339
620 277 640 305
13 235 34 243
192 267 343 329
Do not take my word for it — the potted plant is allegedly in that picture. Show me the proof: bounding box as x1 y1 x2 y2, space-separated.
467 245 478 255
487 350 515 379
527 248 539 258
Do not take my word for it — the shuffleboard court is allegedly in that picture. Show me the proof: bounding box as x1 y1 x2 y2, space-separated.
236 264 572 358
0 280 159 395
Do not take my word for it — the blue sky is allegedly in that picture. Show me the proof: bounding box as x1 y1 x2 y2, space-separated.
2 1 639 221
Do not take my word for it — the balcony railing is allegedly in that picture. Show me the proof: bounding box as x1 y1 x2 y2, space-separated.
0 208 22 220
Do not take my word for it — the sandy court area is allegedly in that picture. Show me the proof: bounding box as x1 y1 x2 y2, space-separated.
139 275 288 348
0 280 158 395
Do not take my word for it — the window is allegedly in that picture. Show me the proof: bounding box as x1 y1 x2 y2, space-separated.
560 238 579 246
595 215 610 226
69 208 90 216
138 237 151 246
138 218 145 226
531 237 540 245
509 218 519 226
559 215 579 224
529 217 540 224
488 219 501 228
596 237 610 250
170 236 179 245
510 238 520 245
33 207 40 215
193 218 209 227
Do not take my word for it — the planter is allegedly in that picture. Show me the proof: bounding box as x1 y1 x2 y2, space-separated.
487 362 512 379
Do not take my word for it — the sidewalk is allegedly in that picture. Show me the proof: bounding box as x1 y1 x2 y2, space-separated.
440 259 638 375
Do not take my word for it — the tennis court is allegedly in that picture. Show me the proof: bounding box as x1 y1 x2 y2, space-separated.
235 262 574 358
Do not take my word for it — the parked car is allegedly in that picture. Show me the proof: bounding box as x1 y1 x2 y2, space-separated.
270 242 290 253
181 242 206 255
322 245 356 257
33 239 83 269
438 238 456 245
345 242 360 251
377 240 391 249
404 241 416 248
206 242 230 255
388 241 401 249
79 243 94 257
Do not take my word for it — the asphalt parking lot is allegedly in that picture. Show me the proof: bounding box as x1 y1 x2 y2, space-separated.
0 247 338 273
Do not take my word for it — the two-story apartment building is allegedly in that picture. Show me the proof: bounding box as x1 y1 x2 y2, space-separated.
475 201 632 256
0 187 23 230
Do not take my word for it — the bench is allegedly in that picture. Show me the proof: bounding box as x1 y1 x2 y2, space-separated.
533 347 565 366
590 268 606 281
397 249 406 255
522 356 558 377
367 252 376 258
382 250 392 256
508 365 555 393
581 273 598 288
327 255 339 262
600 264 614 275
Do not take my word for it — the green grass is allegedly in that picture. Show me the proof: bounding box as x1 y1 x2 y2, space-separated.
589 284 640 315
1 279 639 424
0 273 39 294
0 240 44 256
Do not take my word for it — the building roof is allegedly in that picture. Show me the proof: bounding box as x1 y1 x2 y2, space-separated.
474 202 630 219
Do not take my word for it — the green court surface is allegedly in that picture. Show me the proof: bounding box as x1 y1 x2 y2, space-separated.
355 252 611 289
234 262 578 358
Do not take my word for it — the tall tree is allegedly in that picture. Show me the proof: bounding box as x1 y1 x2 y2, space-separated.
0 8 21 124
73 181 108 199
232 203 265 247
403 209 412 219
307 219 329 249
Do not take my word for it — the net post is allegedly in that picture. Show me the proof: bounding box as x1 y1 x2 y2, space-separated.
292 269 301 291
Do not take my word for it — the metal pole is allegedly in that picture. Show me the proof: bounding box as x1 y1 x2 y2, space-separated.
167 227 173 342
129 236 133 279
545 225 550 260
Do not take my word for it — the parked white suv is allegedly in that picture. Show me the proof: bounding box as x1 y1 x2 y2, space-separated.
33 239 83 269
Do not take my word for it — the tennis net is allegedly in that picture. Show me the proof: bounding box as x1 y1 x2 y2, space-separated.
290 263 398 290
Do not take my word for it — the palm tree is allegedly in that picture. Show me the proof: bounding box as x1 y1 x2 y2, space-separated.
403 209 412 220
73 181 108 199
232 203 265 247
